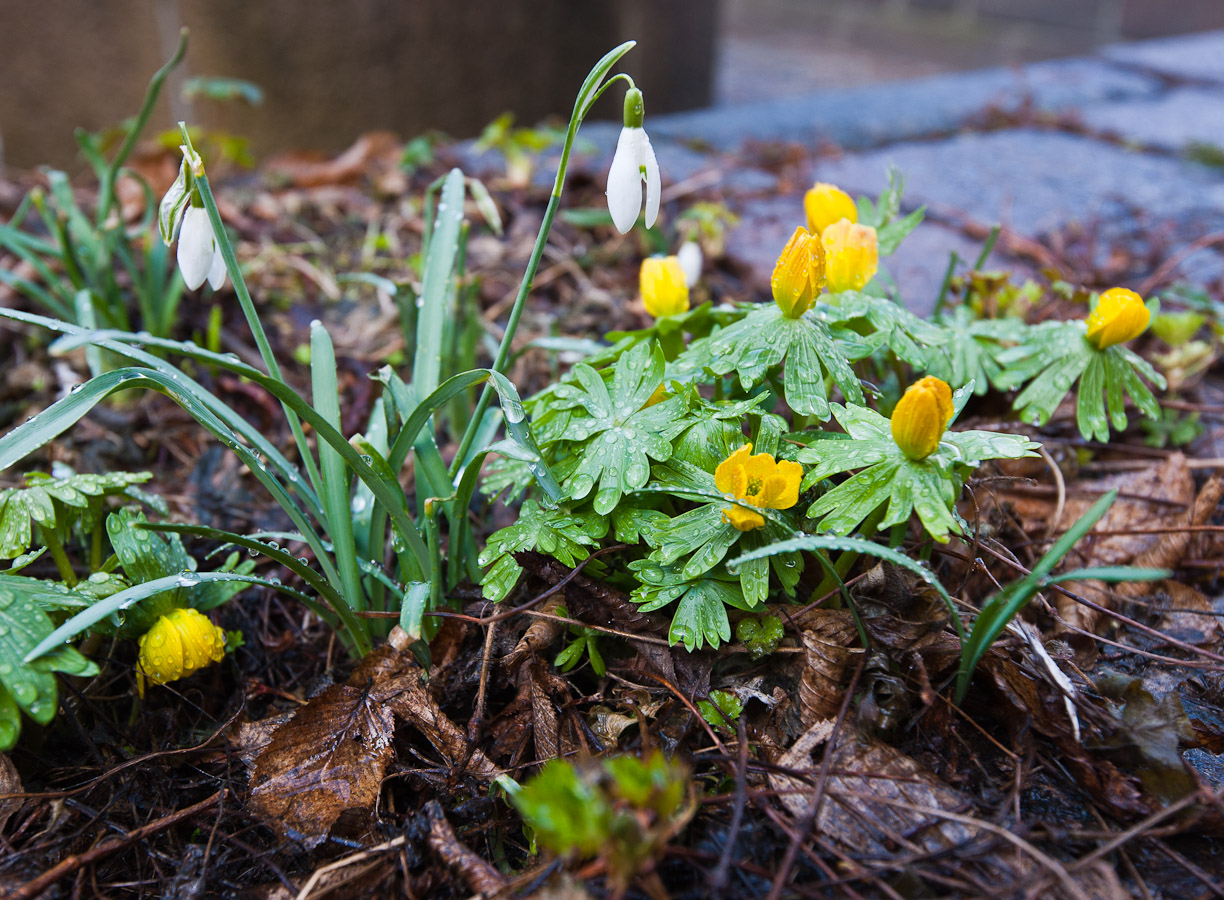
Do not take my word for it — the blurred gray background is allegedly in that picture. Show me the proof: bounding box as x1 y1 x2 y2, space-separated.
2 0 1223 170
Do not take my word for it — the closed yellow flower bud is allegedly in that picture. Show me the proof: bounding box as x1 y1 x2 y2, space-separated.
822 220 879 293
640 256 690 318
1085 287 1150 349
891 376 954 461
804 182 857 236
771 227 827 318
714 444 804 531
137 607 226 696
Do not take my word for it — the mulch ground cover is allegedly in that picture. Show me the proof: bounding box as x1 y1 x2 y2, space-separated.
2 131 1224 899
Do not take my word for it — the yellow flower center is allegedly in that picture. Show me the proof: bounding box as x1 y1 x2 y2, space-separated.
714 443 804 531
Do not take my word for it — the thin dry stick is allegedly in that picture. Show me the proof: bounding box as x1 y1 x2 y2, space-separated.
859 794 1092 900
295 836 408 900
709 713 750 898
765 656 866 900
9 790 223 900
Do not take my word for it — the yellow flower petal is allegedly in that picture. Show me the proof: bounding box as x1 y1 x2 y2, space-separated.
715 445 803 531
723 504 766 531
1085 287 1150 349
822 220 879 293
138 607 226 696
771 227 826 318
765 459 803 510
640 256 690 318
890 376 953 461
804 182 858 236
715 444 753 494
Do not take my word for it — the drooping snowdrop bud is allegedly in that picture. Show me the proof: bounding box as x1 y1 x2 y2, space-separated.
676 240 702 287
606 87 660 234
176 205 227 291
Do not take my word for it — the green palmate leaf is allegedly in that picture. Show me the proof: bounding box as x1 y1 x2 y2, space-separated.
798 400 1038 541
670 393 770 473
670 304 866 420
927 307 1023 394
0 575 101 750
553 342 689 514
478 500 607 602
831 292 943 367
0 471 151 558
631 565 751 651
105 510 253 632
729 533 963 641
997 319 1166 441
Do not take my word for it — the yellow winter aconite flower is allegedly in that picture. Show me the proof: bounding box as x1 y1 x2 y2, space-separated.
822 219 879 293
640 256 690 318
804 182 857 236
137 607 226 696
714 444 803 531
771 227 827 318
1085 287 1150 349
891 376 954 461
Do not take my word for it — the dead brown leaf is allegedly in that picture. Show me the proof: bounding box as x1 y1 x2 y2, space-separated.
0 752 23 833
795 610 861 725
246 645 500 846
249 681 394 848
264 131 402 188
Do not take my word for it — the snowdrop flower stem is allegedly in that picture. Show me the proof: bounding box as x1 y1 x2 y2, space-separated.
451 42 638 478
176 124 325 501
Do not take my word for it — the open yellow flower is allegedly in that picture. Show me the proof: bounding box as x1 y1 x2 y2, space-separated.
640 256 690 318
137 607 226 696
804 182 857 236
771 227 827 318
822 219 879 293
1085 287 1150 349
715 444 803 531
891 376 954 461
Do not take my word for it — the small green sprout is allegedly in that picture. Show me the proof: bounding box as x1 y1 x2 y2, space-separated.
698 689 744 735
736 614 784 660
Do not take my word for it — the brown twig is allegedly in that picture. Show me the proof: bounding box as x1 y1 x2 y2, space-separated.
8 790 223 900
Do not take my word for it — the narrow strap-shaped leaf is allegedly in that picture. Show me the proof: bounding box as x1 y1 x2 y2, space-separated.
311 321 365 611
25 571 312 664
413 169 466 401
728 533 964 642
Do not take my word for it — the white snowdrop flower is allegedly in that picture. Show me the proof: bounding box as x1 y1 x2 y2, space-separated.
677 240 702 287
176 206 226 291
606 87 660 234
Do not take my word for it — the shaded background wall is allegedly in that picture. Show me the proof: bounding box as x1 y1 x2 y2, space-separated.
3 0 1223 171
0 0 720 169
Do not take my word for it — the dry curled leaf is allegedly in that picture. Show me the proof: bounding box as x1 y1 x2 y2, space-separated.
0 752 23 834
796 610 860 725
249 682 395 848
247 645 500 847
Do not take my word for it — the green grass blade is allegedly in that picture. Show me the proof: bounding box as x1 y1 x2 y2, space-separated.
413 168 466 402
728 533 963 642
24 571 304 663
954 489 1119 702
0 365 346 598
144 523 370 652
311 321 366 611
32 323 429 575
0 308 323 519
